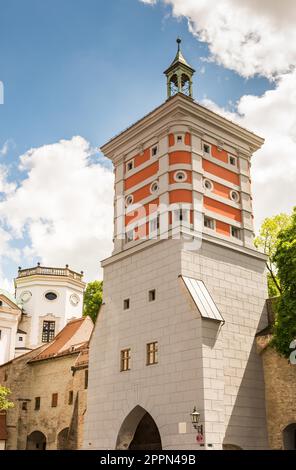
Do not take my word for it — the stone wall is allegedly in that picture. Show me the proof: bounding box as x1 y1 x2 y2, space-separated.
257 339 296 449
0 351 88 450
83 237 269 450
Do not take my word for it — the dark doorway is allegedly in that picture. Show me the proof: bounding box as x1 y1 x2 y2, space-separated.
26 431 46 450
283 423 296 450
57 427 70 450
129 412 162 450
116 405 162 450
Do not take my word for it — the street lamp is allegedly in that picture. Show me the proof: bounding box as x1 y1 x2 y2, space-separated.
190 406 203 442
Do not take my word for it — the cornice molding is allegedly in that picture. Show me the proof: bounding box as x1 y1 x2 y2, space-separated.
101 94 264 160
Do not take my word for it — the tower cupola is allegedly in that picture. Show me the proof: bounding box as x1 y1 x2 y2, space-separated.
164 38 195 99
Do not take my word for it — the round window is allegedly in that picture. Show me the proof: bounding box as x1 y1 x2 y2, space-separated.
203 179 213 191
70 293 80 306
125 195 133 207
150 181 159 194
230 190 239 202
20 291 32 303
174 171 187 183
45 292 57 301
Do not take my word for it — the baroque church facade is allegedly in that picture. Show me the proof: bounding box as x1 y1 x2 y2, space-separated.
83 40 270 450
0 264 85 366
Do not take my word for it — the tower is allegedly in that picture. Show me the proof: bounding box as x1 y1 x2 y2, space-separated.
84 40 269 450
164 38 195 99
15 264 85 349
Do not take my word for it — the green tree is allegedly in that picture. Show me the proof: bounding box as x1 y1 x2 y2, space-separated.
271 207 296 357
83 280 103 323
0 386 14 410
254 213 291 296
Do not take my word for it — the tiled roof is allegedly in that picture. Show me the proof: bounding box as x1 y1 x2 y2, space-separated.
0 413 8 440
28 317 93 363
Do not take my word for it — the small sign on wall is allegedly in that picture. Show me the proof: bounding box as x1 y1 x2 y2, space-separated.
178 422 187 434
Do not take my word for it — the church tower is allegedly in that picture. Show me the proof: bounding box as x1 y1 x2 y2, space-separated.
84 40 269 450
15 264 85 350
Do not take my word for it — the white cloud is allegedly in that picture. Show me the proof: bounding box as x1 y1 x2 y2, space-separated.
141 0 296 226
0 136 114 282
0 139 15 157
202 70 296 228
151 0 296 78
0 141 9 156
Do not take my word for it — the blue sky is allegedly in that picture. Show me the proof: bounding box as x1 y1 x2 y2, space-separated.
0 0 272 159
0 0 295 287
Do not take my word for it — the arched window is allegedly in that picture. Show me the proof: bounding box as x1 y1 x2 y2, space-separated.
181 74 190 96
169 74 178 96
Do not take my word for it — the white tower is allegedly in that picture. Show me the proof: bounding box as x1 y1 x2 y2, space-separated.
15 264 85 349
0 290 22 365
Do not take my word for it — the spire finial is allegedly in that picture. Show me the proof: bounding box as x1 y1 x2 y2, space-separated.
176 37 181 52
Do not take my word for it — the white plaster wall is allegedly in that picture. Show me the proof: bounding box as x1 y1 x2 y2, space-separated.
0 327 11 365
16 280 83 348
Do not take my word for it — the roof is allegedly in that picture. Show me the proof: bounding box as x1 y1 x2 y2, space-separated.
101 93 264 156
28 316 93 363
164 38 195 75
0 289 21 308
181 276 224 322
256 297 278 337
0 413 8 440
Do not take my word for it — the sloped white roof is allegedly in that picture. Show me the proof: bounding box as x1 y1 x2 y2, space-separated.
181 276 224 322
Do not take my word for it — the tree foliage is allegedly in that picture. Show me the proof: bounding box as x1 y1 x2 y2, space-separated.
0 386 14 410
271 207 296 357
83 280 103 323
254 213 291 296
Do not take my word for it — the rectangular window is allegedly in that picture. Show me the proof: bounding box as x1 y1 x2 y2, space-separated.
84 370 88 390
231 226 241 239
173 209 189 224
51 393 58 408
68 391 73 405
203 144 210 155
177 135 183 143
19 336 23 341
35 397 40 410
229 155 237 166
42 320 55 343
125 229 134 243
149 215 159 236
22 401 27 411
149 289 156 302
146 342 158 366
120 349 131 372
123 298 130 310
204 216 215 230
126 160 134 172
152 146 158 156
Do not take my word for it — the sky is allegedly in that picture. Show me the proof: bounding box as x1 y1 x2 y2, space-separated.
0 0 295 289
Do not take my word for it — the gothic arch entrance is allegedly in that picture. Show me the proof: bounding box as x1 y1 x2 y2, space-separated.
26 431 46 450
283 423 296 449
116 406 162 450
